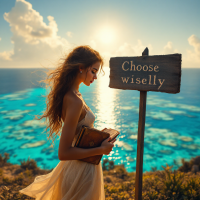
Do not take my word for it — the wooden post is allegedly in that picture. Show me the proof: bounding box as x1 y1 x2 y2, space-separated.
135 47 148 200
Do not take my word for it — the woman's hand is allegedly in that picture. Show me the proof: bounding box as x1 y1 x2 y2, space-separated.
100 137 116 155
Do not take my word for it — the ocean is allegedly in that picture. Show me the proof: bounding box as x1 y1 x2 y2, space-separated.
0 68 200 173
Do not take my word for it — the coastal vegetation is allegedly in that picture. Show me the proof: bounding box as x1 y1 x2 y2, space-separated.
0 152 200 200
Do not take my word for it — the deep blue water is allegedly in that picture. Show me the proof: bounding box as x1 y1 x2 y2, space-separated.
0 68 200 173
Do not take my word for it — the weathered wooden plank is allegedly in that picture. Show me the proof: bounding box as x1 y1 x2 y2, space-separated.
109 54 181 94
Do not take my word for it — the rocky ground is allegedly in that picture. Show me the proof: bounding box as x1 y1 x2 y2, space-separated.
0 153 200 200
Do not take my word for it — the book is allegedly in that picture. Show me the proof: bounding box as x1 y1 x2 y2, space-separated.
74 125 120 165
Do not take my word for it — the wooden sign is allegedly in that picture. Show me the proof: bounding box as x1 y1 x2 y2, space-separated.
109 54 181 94
109 48 182 200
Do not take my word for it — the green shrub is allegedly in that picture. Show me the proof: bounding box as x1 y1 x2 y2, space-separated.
103 159 115 171
0 153 10 165
20 157 38 170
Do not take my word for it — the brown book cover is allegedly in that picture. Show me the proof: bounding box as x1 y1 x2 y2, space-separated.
74 125 120 165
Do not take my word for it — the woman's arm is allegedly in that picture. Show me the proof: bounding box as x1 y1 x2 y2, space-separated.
59 146 103 161
58 94 103 161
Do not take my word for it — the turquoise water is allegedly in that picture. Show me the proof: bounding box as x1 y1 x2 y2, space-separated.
0 68 200 173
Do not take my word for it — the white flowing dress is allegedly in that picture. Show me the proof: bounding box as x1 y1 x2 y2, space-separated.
19 103 105 200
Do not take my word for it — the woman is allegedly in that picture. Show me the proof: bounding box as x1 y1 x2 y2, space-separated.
19 45 116 200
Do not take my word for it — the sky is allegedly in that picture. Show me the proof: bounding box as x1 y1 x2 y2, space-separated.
0 0 200 68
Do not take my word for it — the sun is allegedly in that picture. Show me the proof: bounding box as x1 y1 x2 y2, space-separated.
99 28 115 44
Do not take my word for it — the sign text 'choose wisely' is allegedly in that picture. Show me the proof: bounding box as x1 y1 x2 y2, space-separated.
109 54 181 94
121 62 164 90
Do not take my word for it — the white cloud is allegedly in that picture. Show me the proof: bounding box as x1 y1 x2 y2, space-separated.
116 40 151 56
162 37 200 68
0 0 70 68
100 40 153 66
163 41 178 54
116 42 136 56
187 35 200 62
164 41 173 54
181 35 200 68
66 31 73 38
0 50 14 61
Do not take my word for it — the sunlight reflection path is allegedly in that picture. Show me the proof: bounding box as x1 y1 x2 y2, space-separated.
95 67 119 130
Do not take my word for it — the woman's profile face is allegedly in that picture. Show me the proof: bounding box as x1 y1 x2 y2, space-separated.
83 61 100 86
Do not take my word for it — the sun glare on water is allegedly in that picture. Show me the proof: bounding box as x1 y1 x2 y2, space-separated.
95 67 118 130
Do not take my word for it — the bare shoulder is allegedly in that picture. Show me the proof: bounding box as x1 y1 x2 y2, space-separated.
63 91 83 111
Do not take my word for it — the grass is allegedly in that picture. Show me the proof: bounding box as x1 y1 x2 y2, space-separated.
0 153 200 200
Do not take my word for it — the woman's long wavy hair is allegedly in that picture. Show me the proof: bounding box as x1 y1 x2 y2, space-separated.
39 45 104 147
